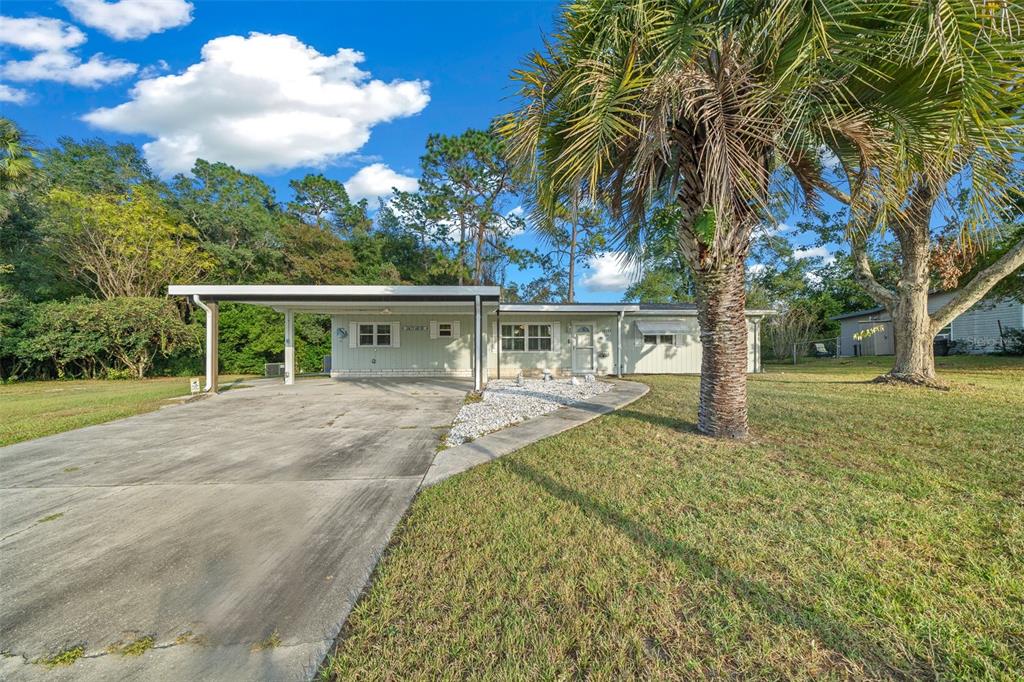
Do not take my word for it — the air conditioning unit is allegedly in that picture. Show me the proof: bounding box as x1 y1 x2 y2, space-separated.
265 362 285 377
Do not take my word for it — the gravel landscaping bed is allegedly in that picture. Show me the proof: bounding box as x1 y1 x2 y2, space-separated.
444 378 613 447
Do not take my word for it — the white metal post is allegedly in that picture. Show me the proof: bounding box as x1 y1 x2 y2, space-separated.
616 310 624 377
193 295 218 393
473 295 482 391
284 309 295 385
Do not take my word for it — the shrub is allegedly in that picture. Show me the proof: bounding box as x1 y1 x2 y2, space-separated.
216 303 329 375
764 306 818 361
15 297 197 379
1002 327 1024 355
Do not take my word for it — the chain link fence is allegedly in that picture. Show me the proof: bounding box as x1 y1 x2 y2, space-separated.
791 337 840 364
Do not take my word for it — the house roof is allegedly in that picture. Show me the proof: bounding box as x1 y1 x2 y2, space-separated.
830 305 886 321
168 285 773 315
167 284 502 303
498 302 774 315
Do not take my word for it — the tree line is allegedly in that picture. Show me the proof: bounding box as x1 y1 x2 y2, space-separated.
0 124 567 380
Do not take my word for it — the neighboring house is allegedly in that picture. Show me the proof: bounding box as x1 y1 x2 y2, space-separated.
833 291 1023 357
168 285 773 391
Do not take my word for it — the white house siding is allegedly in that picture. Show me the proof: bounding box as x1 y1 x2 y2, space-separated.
950 298 1023 352
331 311 763 378
837 293 1022 356
486 314 759 377
621 316 758 374
486 315 619 378
330 313 476 377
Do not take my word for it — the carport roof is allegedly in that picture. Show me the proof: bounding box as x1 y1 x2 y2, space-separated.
168 284 501 303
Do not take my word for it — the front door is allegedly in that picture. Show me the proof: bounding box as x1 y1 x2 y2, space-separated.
571 322 596 373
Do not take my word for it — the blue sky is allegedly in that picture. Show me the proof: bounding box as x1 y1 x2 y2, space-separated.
1 0 828 300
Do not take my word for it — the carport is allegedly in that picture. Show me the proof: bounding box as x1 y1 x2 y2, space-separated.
167 285 502 392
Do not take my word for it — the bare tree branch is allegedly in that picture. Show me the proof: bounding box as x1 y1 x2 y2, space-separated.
930 236 1024 332
851 234 897 309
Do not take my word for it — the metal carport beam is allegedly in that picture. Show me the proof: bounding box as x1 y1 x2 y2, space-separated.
191 295 219 393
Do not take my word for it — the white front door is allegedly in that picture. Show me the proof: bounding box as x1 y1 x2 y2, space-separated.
571 321 596 373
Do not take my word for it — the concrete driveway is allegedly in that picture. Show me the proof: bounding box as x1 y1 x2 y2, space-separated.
0 377 468 681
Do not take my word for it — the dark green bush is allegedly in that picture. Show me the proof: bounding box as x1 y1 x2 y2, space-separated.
1002 327 1024 355
215 303 329 375
12 297 197 379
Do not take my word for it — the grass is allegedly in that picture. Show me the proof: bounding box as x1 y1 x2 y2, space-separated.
325 355 1024 680
33 645 85 668
250 631 282 652
107 635 155 657
0 375 252 446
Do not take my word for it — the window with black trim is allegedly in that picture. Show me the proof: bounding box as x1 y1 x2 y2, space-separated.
643 334 676 345
501 323 551 351
438 322 453 337
358 323 392 347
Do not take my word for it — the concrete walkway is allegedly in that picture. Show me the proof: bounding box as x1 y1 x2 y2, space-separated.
422 379 649 488
0 377 467 682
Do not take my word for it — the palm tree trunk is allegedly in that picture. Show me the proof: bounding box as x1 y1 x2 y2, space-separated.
694 259 749 439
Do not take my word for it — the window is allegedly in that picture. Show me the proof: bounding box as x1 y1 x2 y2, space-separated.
643 334 676 345
502 324 551 352
358 323 392 347
438 323 453 337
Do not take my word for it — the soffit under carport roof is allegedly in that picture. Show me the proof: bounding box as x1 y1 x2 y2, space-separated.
167 284 501 303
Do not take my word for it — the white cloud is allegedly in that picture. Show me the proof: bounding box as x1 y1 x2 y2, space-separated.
793 245 834 263
84 33 430 176
0 15 137 87
2 50 137 87
344 162 418 202
582 251 637 292
60 0 193 40
506 205 526 236
138 58 169 79
0 15 86 51
819 145 840 171
748 263 767 276
0 83 29 104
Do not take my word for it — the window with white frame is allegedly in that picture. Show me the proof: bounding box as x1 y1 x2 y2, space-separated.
358 323 392 347
643 334 676 346
501 323 552 351
438 322 453 337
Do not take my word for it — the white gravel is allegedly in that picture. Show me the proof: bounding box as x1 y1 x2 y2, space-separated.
444 377 613 447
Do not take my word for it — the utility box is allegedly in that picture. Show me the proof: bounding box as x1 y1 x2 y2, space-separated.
323 355 332 373
265 362 285 377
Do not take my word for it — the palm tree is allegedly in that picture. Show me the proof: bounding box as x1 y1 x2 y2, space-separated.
808 2 1023 386
0 118 37 194
501 1 894 438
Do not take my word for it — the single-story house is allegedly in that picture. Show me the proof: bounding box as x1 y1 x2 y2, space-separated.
833 292 1023 357
167 285 773 391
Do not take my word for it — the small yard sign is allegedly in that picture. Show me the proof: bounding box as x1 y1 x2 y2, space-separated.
190 378 201 395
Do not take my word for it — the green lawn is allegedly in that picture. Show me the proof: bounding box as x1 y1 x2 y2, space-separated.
325 355 1024 680
0 376 246 446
